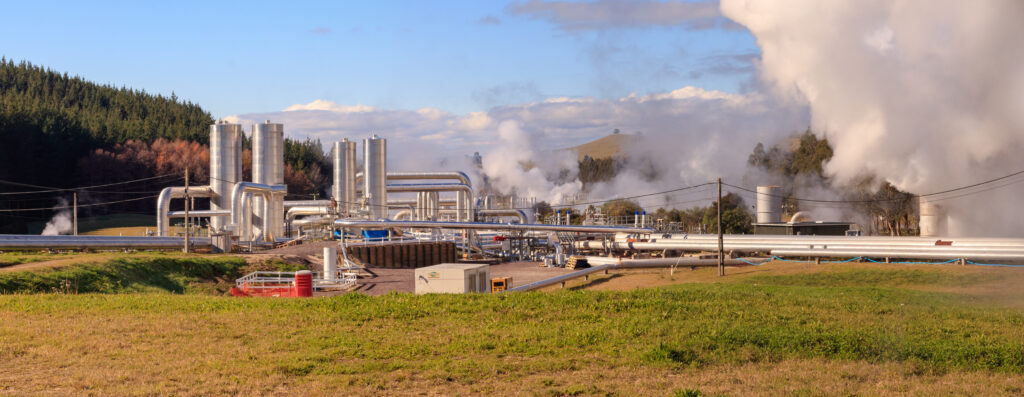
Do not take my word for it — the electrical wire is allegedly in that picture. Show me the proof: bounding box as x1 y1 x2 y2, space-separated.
0 174 182 195
722 171 1024 205
0 195 160 213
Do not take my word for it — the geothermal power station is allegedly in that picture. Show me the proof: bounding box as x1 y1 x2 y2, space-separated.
1 121 1021 293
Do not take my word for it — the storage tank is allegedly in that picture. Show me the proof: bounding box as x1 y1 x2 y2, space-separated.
919 197 948 237
332 139 357 215
363 135 387 219
209 122 243 252
252 121 285 240
756 185 782 223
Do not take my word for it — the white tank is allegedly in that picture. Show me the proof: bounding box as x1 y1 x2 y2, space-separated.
252 121 285 240
323 247 337 281
363 136 387 219
209 122 243 252
919 197 948 237
332 139 357 215
756 185 782 223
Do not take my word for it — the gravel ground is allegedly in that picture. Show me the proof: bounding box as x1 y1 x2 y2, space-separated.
258 241 576 296
342 261 574 296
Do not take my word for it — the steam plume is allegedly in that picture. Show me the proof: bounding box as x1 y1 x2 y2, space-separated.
722 0 1024 236
41 198 72 236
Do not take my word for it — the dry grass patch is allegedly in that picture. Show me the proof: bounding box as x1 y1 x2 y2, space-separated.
1 278 1023 395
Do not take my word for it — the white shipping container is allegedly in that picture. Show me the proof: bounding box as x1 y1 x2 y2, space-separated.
415 263 491 294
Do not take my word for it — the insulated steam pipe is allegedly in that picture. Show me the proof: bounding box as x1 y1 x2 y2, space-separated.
156 185 214 237
476 209 529 223
229 182 287 241
334 219 652 234
356 172 473 221
505 257 767 292
166 210 231 218
0 235 212 250
382 183 474 221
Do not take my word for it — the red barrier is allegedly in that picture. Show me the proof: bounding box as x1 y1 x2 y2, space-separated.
293 270 313 297
232 270 315 298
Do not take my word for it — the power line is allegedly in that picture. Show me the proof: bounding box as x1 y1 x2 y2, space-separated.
0 195 159 213
722 170 1024 204
0 174 182 195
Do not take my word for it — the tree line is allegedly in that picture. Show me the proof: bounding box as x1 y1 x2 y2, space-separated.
0 60 330 233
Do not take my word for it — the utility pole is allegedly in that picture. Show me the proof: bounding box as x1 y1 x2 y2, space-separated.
73 192 78 236
717 178 724 277
183 168 189 254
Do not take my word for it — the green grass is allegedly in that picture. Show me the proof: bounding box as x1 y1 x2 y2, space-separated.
744 268 998 288
3 282 1022 374
0 252 72 268
2 260 1024 392
0 254 250 294
1 264 1023 394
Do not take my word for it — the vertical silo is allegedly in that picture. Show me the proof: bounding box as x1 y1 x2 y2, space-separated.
210 122 243 252
919 197 947 237
363 135 387 219
253 121 285 240
270 122 285 238
332 139 357 216
756 185 782 223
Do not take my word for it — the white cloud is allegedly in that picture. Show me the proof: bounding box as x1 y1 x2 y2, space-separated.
283 99 377 113
227 86 807 204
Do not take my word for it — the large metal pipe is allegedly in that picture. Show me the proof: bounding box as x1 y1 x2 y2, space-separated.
506 257 766 292
363 136 387 219
0 235 212 250
334 219 652 234
209 122 243 251
756 185 782 223
771 248 1024 261
477 209 529 223
332 139 358 215
156 186 214 237
384 183 474 222
393 209 413 220
357 171 473 221
284 200 333 209
286 205 334 236
617 234 1024 247
167 209 231 218
229 182 287 242
286 206 332 222
574 234 1024 262
355 171 472 186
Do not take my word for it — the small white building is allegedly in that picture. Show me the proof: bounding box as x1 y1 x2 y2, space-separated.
414 263 490 294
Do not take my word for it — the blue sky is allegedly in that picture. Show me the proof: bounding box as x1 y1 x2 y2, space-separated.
0 0 758 118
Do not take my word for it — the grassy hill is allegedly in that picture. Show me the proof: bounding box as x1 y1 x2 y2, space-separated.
0 257 1022 395
560 133 633 161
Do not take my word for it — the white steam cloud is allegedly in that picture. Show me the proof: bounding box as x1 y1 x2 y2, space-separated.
481 120 582 204
229 88 807 207
41 198 72 236
722 0 1024 236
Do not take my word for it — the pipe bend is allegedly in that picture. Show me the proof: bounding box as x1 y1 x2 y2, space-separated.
157 185 214 236
229 182 287 234
477 209 529 224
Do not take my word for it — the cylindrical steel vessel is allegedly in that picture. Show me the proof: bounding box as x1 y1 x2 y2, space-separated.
253 121 285 239
919 197 947 237
210 122 243 251
332 139 357 215
756 185 782 223
363 135 387 219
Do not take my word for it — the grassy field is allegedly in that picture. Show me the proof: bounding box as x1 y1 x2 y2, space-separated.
1 259 1023 395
